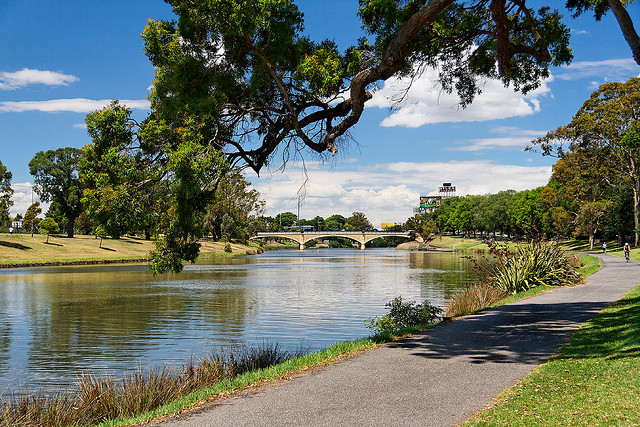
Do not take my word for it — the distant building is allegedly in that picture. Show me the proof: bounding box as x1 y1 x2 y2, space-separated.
439 182 456 198
413 183 456 215
381 222 401 229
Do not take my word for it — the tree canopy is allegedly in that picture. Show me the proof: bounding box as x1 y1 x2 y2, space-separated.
78 0 640 271
530 77 640 246
0 160 12 226
29 148 83 238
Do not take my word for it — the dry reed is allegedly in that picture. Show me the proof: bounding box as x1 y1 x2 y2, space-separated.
0 343 298 426
445 284 507 317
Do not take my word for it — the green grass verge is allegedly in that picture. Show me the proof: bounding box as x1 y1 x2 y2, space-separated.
95 339 379 427
0 234 260 266
462 284 640 427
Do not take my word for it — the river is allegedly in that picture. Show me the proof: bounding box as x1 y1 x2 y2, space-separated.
0 248 484 396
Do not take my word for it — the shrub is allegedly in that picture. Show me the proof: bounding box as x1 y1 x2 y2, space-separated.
224 242 232 253
445 284 507 317
365 296 442 336
486 241 582 295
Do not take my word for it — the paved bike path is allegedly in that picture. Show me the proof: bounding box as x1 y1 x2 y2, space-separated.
153 253 639 427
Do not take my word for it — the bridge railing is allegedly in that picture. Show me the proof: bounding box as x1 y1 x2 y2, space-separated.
255 231 411 235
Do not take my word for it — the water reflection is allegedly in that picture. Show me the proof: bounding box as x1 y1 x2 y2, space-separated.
0 248 484 395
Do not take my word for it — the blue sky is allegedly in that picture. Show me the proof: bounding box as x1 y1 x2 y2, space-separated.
1 1 639 226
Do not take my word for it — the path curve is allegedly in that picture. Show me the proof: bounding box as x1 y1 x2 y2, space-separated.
151 253 639 427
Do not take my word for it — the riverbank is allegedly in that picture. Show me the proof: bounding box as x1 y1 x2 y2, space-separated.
147 253 639 426
0 233 261 268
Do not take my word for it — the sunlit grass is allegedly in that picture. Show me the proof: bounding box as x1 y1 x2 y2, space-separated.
0 234 260 266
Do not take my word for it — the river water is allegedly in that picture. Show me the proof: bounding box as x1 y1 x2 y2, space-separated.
0 248 484 396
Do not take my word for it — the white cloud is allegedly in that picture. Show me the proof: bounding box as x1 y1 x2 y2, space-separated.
554 58 638 81
448 126 547 151
250 160 552 227
73 123 87 129
570 29 589 36
0 98 150 113
0 68 78 90
8 182 49 218
368 68 552 127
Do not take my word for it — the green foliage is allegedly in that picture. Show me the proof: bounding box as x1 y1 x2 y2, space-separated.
22 202 42 235
0 160 13 226
485 242 582 295
29 147 83 238
38 217 59 243
328 238 353 248
133 0 576 272
405 215 438 244
345 211 374 231
531 77 640 246
365 296 442 336
203 168 264 242
224 242 232 253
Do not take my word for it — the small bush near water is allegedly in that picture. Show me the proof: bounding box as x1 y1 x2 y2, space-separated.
0 343 299 427
365 296 443 338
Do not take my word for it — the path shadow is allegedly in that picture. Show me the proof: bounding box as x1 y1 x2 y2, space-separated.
0 240 31 250
388 300 620 366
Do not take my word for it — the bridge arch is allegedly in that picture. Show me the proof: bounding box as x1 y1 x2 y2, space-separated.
251 231 415 250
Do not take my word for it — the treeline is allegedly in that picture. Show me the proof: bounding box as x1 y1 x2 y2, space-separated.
257 211 375 233
409 185 634 247
411 77 640 250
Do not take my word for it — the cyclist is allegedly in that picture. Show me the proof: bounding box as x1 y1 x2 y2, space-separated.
624 243 631 262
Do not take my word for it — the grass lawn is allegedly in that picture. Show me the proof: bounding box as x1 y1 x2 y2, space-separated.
463 284 640 426
560 239 640 262
0 233 259 266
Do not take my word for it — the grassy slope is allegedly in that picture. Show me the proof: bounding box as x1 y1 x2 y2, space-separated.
0 233 258 265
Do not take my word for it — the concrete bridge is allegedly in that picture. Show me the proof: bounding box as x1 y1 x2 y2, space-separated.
252 231 416 250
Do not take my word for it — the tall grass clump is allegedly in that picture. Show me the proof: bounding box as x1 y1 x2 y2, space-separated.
484 241 582 295
445 284 507 317
0 343 299 427
365 296 442 339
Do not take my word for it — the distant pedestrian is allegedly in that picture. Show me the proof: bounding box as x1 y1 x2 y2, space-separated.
624 243 631 262
8 226 13 236
602 242 607 253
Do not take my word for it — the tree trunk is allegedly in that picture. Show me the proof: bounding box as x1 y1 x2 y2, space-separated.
144 229 151 240
633 180 640 247
607 0 640 65
589 230 595 250
66 215 74 238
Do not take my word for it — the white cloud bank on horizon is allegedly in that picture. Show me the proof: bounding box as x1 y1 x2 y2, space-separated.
8 182 49 218
10 160 552 228
367 67 552 127
448 126 548 151
0 68 79 90
0 98 150 113
249 159 552 227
